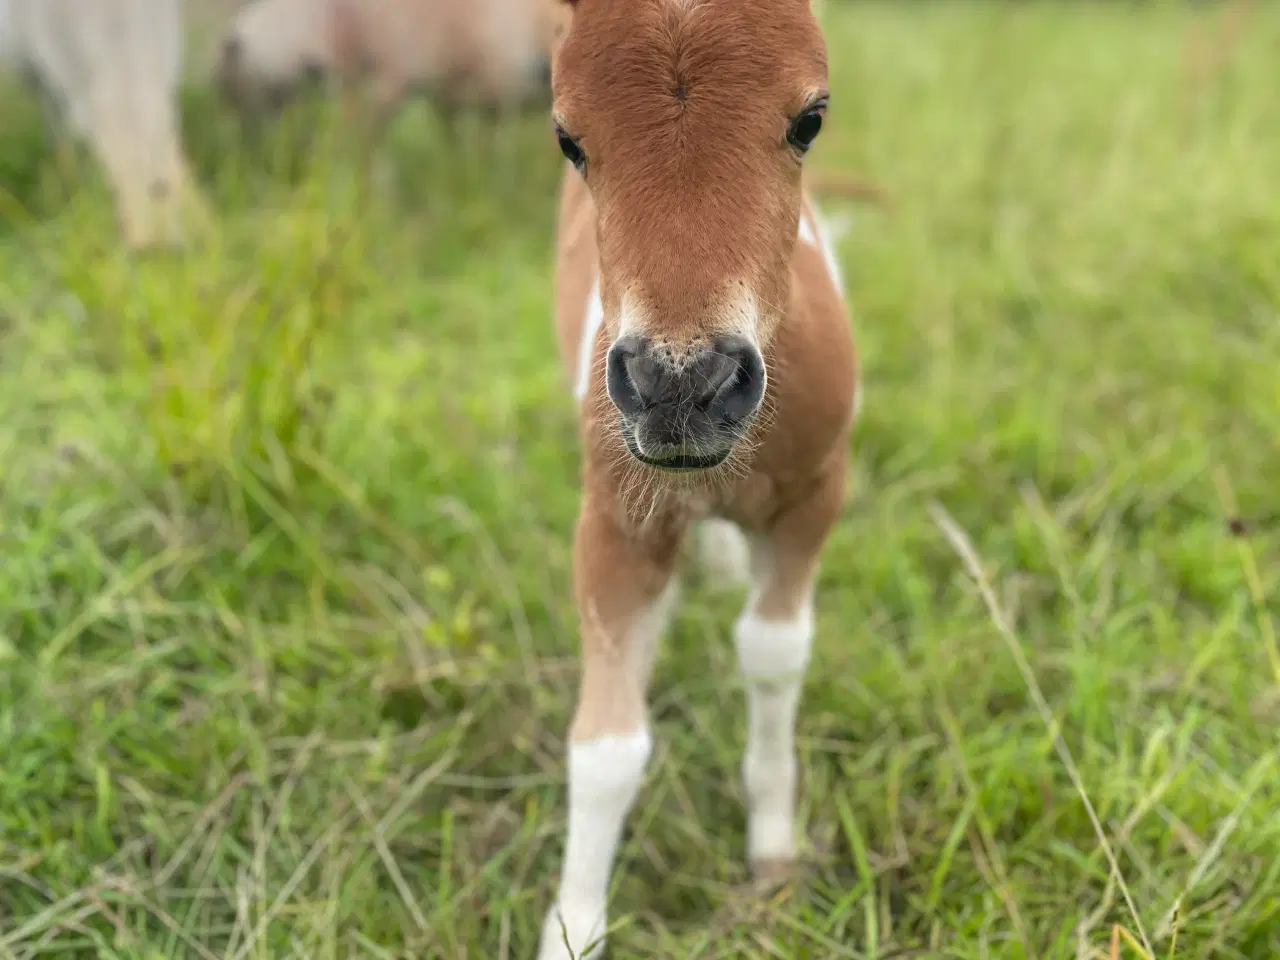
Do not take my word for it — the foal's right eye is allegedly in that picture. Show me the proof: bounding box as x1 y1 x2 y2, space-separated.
555 125 587 175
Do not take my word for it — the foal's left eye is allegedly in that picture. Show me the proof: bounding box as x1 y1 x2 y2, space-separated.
555 124 587 175
787 100 827 156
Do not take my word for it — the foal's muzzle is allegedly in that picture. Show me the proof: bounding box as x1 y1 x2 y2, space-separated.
605 334 766 471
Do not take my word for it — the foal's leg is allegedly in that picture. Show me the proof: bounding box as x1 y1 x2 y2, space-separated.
734 461 845 881
539 497 684 960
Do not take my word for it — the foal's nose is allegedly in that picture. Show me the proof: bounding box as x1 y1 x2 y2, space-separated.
606 334 766 426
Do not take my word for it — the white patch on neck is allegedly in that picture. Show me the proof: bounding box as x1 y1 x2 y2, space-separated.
574 277 605 402
798 203 848 300
798 200 861 422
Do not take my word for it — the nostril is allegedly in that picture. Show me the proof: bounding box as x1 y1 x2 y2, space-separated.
709 335 766 425
606 336 648 417
689 351 739 409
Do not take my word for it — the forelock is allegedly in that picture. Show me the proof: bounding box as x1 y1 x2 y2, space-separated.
555 0 825 123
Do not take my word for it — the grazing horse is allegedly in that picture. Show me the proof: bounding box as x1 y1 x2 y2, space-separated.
0 0 208 250
539 0 858 957
214 0 566 144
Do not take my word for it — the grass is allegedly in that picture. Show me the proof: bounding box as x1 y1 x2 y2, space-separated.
1 1 1278 957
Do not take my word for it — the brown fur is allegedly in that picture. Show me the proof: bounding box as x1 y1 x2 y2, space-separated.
548 0 856 906
554 0 855 610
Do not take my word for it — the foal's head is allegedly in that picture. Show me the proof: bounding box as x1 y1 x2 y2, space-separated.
553 0 829 473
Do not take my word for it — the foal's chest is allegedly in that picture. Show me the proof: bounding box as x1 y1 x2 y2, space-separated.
675 473 779 534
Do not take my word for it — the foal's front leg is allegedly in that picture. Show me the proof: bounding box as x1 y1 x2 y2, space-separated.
733 463 845 881
538 497 683 960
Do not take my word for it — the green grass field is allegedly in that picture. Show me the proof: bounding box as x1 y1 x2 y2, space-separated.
2 2 1278 957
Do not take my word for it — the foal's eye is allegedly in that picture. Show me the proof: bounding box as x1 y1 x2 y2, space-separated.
555 124 587 174
787 99 827 156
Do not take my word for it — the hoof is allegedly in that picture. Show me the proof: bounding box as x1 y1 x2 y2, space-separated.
537 904 607 960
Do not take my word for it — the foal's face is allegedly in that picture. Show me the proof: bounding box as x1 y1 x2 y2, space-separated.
553 0 829 472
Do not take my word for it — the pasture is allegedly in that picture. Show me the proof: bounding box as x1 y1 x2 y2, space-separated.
1 1 1278 957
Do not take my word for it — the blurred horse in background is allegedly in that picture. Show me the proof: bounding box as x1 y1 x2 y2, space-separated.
0 0 210 250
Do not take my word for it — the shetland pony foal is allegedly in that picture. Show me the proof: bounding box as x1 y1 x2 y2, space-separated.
540 0 857 957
